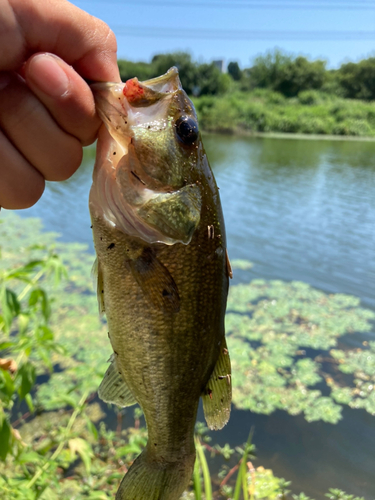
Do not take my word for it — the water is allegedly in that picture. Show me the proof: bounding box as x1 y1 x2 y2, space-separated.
7 134 375 498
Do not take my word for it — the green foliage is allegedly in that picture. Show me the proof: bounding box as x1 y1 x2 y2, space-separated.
329 341 375 414
117 59 155 82
245 49 326 97
338 58 375 100
0 244 67 461
152 52 197 94
228 62 242 81
194 89 375 136
325 489 366 500
115 51 375 137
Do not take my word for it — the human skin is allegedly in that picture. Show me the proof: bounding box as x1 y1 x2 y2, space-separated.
0 0 121 209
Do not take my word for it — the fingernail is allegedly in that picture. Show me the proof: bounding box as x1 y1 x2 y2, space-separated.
28 53 69 98
0 72 11 91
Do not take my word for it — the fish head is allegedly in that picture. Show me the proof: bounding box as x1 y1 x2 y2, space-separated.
90 68 205 245
91 67 200 191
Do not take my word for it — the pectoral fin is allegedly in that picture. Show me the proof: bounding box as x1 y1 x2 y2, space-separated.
202 339 232 430
92 258 105 314
126 247 180 314
137 184 202 244
98 355 137 408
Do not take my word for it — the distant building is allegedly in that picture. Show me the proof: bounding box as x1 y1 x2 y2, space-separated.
212 60 225 73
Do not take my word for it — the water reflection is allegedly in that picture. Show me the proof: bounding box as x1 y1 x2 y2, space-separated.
202 135 375 307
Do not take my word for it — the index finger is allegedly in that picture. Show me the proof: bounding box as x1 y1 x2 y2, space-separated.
1 0 120 82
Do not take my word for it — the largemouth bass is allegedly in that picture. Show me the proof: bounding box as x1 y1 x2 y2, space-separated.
89 68 232 500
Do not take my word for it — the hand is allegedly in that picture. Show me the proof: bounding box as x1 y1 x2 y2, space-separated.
0 0 120 209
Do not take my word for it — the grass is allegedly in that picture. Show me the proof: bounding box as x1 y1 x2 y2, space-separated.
193 89 375 137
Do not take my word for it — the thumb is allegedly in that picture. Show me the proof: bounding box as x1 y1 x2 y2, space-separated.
25 52 101 146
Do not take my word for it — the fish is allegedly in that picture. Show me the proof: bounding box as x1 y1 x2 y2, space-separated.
89 67 232 500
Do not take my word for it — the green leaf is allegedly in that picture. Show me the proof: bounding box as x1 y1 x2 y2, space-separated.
17 362 36 400
0 341 14 350
7 290 21 315
87 493 110 500
1 288 20 330
17 313 30 335
0 367 15 402
15 260 44 274
29 289 51 321
36 325 54 342
85 416 98 440
17 450 44 465
195 439 212 500
0 418 11 460
25 393 35 412
45 253 68 286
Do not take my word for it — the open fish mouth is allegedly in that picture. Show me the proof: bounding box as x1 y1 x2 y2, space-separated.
90 66 181 115
89 67 184 145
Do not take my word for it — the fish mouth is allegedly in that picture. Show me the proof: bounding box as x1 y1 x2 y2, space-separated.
90 67 181 111
90 67 182 138
140 66 182 94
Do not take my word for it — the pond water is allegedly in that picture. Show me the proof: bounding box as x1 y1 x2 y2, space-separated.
8 134 375 498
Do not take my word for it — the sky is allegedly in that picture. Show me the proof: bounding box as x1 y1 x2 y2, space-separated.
71 0 375 69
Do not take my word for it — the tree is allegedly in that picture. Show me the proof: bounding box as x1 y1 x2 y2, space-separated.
338 58 375 100
151 52 197 94
117 60 155 82
227 61 242 81
194 62 225 96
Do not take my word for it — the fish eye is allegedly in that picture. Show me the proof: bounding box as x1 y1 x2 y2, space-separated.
175 116 199 145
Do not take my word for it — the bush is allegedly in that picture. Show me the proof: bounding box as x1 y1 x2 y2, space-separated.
298 90 324 106
196 97 239 133
332 119 373 136
193 88 375 136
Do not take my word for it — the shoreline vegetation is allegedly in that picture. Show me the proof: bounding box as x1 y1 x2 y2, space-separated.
118 50 375 138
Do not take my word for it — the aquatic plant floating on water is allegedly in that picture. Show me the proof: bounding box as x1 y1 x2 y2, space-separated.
226 275 375 423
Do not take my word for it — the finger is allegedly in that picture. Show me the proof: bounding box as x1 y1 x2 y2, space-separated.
0 129 45 209
25 53 100 146
2 0 120 82
0 72 82 182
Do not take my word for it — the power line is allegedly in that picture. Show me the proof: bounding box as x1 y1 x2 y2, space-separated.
111 26 375 40
76 0 375 9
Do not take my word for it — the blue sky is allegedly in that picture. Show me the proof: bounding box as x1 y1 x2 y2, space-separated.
72 0 375 69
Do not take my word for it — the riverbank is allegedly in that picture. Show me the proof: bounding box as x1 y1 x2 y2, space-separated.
213 130 375 142
193 89 375 137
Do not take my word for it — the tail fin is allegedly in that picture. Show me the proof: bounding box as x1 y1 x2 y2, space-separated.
116 449 195 500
